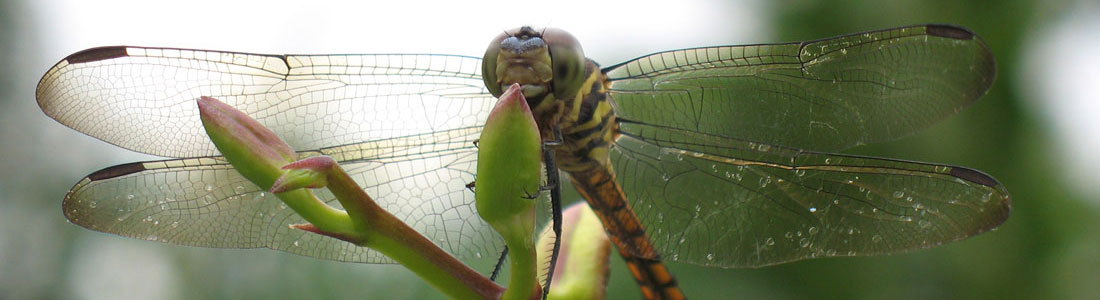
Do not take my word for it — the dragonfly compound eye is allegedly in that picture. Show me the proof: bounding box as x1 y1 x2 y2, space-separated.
542 28 587 100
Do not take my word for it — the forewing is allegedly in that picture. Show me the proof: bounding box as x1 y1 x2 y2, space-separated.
36 47 492 158
605 24 996 152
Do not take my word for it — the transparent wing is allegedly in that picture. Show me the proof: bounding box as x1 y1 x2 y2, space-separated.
604 24 996 152
40 47 502 267
63 127 504 268
36 46 492 158
610 122 1010 268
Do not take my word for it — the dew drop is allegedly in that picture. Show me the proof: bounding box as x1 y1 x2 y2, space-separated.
799 238 811 248
476 252 482 258
918 220 932 229
758 177 771 188
293 240 300 247
871 234 883 243
204 184 214 192
808 226 819 235
706 253 714 261
679 236 687 244
794 169 806 177
765 237 775 245
809 207 817 213
126 194 135 200
171 222 179 228
893 191 905 198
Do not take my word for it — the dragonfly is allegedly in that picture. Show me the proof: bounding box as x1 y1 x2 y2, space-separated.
38 24 1009 299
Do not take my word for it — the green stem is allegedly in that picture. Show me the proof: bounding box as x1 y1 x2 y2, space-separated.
503 241 539 300
324 160 504 300
274 188 356 236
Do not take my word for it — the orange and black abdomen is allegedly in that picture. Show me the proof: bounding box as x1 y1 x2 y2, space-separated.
554 61 686 300
568 166 686 300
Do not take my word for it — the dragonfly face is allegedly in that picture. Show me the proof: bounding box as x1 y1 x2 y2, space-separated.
483 26 592 143
38 24 1009 300
483 26 587 103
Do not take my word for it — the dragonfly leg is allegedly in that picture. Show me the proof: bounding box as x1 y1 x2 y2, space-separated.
540 125 564 300
490 246 509 281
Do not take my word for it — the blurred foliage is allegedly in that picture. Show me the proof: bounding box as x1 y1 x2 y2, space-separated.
3 0 1098 299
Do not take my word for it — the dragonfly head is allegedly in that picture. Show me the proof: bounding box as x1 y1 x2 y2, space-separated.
483 26 587 105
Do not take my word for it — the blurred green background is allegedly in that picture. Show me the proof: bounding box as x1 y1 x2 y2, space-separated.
2 0 1097 299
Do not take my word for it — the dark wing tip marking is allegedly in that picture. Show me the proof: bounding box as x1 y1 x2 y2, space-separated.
925 24 975 40
87 162 147 181
65 46 129 64
949 166 1001 188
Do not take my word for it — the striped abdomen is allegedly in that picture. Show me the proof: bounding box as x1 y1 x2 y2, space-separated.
550 60 686 300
